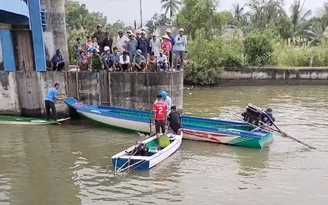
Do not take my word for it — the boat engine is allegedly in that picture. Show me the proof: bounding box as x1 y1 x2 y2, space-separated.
241 104 263 126
128 143 150 156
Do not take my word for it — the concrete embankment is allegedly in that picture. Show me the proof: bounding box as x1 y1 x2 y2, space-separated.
216 67 328 85
0 71 183 117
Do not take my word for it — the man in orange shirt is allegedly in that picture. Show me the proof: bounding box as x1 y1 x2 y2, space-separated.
153 94 168 140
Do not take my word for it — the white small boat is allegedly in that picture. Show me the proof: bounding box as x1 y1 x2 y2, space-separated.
112 132 183 171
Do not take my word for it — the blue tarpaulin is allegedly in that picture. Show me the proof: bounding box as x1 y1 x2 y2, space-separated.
0 0 30 25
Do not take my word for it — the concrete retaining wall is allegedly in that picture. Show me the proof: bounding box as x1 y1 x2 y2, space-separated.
110 72 183 110
0 71 184 116
216 67 328 85
0 72 20 115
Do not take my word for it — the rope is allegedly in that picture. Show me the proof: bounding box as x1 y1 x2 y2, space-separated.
75 69 79 100
114 149 137 174
146 71 152 135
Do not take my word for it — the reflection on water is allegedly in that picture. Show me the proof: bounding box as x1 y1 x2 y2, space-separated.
0 86 328 204
0 175 10 205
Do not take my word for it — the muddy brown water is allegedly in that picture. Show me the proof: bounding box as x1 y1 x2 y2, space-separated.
0 86 327 205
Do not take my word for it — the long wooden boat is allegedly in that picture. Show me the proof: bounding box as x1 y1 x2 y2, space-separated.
64 97 273 149
112 132 182 171
0 115 70 125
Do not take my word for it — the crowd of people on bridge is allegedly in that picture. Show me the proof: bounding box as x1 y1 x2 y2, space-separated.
69 24 188 72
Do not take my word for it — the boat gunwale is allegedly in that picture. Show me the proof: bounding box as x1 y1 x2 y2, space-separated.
65 97 249 126
111 133 183 161
77 108 269 139
65 98 273 144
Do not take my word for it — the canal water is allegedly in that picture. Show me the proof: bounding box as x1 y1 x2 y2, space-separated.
0 86 327 205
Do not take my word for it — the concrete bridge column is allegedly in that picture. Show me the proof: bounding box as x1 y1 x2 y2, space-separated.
40 0 68 69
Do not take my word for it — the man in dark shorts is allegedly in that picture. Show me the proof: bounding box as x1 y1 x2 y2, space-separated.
153 94 168 140
167 105 182 134
44 83 65 120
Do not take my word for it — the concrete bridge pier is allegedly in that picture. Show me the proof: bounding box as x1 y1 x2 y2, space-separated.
40 0 68 67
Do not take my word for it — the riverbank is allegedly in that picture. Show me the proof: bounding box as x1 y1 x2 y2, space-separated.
0 71 183 117
214 67 328 86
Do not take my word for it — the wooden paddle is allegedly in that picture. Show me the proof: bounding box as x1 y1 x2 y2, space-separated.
260 111 316 149
263 118 316 149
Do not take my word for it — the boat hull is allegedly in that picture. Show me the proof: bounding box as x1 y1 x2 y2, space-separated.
65 98 273 149
77 110 272 149
0 115 70 125
111 132 182 170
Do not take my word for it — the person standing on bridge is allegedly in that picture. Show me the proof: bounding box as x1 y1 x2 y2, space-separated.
44 83 65 121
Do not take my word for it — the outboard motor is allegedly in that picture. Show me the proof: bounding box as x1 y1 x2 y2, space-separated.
241 103 263 125
128 142 149 156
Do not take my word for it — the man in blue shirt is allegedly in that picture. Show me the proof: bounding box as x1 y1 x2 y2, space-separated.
45 83 64 120
137 31 149 59
261 108 275 126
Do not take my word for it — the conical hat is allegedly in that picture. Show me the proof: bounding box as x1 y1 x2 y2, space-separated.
162 35 170 40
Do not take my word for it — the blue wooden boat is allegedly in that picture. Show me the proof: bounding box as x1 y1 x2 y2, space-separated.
112 132 182 171
64 97 273 148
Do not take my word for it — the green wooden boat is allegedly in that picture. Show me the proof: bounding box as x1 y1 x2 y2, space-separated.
0 115 70 125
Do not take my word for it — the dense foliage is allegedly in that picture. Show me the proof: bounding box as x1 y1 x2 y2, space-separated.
65 0 328 84
176 0 328 84
65 0 131 62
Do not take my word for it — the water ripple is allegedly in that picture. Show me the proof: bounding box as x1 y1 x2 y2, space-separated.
0 86 328 205
0 174 10 205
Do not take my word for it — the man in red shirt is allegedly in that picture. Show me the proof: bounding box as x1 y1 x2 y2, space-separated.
153 94 168 140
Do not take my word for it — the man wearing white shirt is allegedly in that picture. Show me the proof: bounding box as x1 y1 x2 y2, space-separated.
116 29 129 52
149 34 161 56
174 28 187 70
156 49 168 72
119 51 131 71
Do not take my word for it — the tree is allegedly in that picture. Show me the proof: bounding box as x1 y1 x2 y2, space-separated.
247 0 286 31
65 0 107 33
244 30 274 66
185 29 245 85
146 13 171 32
176 0 227 39
290 0 311 36
304 21 326 45
226 3 251 34
273 16 293 39
161 0 181 20
65 0 130 63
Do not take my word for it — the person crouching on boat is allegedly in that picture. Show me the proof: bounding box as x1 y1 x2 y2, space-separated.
44 83 65 121
261 108 275 126
160 91 172 115
167 105 182 134
153 94 168 141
